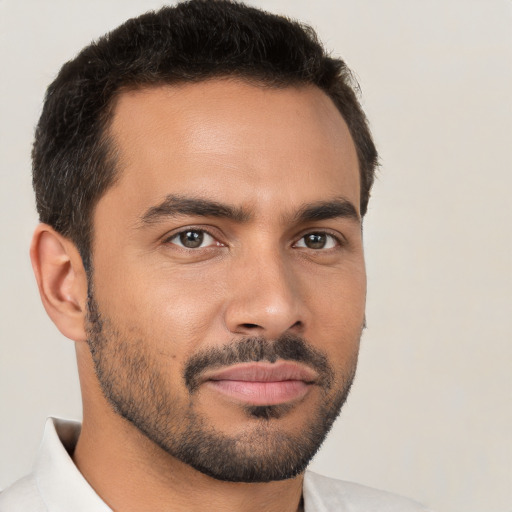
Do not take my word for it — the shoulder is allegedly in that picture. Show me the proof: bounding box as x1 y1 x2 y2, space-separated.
303 471 433 512
0 474 47 512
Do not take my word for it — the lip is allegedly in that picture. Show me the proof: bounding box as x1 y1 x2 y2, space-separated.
202 361 317 406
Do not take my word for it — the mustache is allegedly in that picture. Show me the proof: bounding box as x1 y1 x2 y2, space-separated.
184 333 334 393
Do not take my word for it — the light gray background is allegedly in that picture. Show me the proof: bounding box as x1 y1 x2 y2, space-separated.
0 1 511 511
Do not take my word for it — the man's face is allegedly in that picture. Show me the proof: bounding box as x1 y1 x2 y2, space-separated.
87 80 365 482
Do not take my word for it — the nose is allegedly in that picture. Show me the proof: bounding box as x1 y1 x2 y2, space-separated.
223 248 307 339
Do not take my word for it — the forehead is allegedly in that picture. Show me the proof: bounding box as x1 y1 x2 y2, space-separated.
102 80 360 221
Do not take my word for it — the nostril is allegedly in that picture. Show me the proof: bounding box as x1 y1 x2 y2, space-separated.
236 321 304 336
291 321 303 330
240 323 261 330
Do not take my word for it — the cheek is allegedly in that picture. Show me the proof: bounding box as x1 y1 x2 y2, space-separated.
302 263 365 366
305 262 366 324
92 258 227 356
145 264 229 341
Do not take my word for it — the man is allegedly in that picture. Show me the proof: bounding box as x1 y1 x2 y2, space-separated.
0 1 430 511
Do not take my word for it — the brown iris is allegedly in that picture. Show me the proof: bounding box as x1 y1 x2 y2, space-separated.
304 233 328 249
179 230 204 248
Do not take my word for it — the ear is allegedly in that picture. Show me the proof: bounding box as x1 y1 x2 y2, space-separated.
30 224 89 342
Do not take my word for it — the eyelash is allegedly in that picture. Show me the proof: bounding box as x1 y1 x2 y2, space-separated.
163 228 344 251
294 232 342 250
163 227 222 249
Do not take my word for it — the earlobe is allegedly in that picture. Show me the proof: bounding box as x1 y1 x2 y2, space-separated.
30 224 89 343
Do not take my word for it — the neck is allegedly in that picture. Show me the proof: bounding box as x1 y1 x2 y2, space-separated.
73 413 304 512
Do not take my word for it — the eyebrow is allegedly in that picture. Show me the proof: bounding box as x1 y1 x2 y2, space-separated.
139 194 359 226
140 195 251 224
292 198 360 224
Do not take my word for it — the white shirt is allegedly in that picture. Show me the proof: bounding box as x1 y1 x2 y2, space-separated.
0 418 431 511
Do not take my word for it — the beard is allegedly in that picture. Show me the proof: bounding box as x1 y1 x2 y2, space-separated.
85 288 359 483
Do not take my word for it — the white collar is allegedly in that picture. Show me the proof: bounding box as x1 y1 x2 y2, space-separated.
34 417 112 511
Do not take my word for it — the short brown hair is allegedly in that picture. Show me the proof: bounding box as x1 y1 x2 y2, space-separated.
33 0 378 271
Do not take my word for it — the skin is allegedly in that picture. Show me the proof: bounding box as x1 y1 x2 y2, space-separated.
31 80 366 512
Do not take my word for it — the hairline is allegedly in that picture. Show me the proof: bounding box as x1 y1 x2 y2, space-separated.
85 76 364 256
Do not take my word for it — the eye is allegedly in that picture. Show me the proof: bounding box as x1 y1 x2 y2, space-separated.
294 232 339 250
166 229 220 249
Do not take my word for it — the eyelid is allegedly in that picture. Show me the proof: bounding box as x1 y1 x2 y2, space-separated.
292 230 346 249
162 226 224 248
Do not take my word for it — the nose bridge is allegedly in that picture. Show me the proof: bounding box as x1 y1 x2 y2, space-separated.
224 241 305 337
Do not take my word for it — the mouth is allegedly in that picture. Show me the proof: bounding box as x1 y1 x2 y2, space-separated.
202 361 318 406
